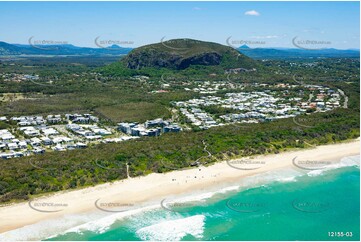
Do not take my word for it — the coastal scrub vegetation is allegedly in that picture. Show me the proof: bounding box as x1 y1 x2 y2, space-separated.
0 55 359 204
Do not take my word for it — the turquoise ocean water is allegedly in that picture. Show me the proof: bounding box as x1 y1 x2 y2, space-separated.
46 155 359 241
1 156 359 241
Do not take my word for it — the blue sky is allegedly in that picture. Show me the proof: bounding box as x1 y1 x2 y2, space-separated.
0 1 359 49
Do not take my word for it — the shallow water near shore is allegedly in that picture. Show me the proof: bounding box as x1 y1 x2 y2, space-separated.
44 155 360 241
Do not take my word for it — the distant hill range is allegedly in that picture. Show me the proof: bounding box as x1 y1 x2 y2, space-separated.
237 45 360 59
0 40 359 59
0 41 132 56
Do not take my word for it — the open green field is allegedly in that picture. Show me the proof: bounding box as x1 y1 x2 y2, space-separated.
96 102 171 123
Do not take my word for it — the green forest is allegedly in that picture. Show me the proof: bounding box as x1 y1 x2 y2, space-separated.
0 55 359 204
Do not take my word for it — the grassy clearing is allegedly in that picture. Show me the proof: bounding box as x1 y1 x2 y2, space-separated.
96 102 171 123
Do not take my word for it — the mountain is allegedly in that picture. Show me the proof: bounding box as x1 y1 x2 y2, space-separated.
120 38 258 70
0 42 23 55
108 44 123 49
0 41 132 56
238 47 360 60
239 44 250 49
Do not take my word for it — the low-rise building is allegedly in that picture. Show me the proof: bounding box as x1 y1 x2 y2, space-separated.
163 124 182 133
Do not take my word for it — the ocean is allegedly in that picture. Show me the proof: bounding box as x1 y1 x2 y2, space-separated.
2 156 360 241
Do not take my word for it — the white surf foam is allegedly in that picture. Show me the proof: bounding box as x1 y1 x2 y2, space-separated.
58 204 161 236
170 185 241 204
0 213 102 241
240 168 304 187
4 156 357 241
0 204 162 241
307 155 360 177
45 183 238 240
136 215 205 241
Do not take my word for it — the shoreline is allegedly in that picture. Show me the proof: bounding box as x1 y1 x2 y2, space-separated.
0 139 359 236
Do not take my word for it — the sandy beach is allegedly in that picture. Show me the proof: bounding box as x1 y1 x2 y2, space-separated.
0 139 359 235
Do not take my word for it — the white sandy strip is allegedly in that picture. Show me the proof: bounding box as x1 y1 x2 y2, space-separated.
0 140 359 234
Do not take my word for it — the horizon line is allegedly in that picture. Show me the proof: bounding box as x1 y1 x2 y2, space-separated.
2 40 360 51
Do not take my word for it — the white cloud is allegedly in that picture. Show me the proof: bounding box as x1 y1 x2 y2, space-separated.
192 7 202 11
303 28 325 34
245 10 260 16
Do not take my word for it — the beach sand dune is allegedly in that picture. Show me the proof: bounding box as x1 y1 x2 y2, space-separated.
0 140 359 234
